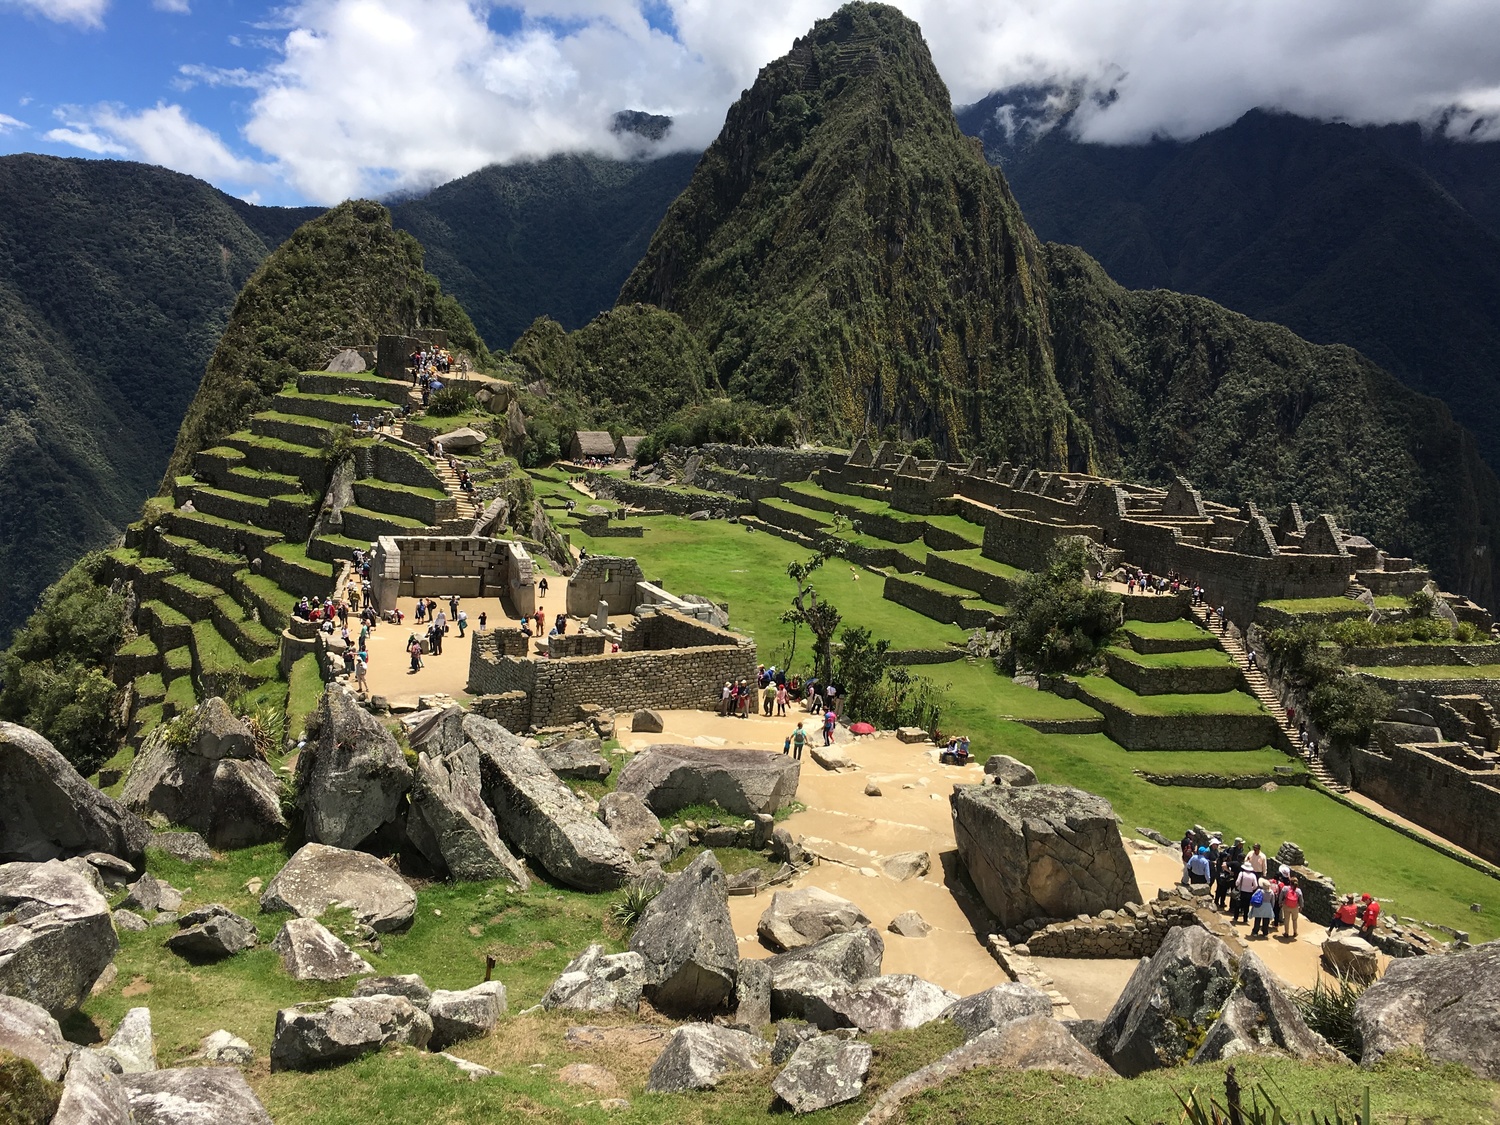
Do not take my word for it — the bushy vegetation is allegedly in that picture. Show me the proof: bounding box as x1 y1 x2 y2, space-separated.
1008 538 1122 674
834 625 942 732
1262 624 1395 748
0 551 124 773
426 387 477 417
635 398 800 463
1294 974 1366 1061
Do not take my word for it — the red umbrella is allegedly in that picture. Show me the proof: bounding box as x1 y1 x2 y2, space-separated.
848 721 875 736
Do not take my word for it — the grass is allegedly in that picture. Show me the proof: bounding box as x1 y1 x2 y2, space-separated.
163 645 193 674
116 633 160 658
1073 675 1268 716
927 548 1025 581
934 660 1099 723
165 673 197 711
1354 665 1500 680
1121 619 1220 642
287 653 324 741
134 672 166 701
1260 595 1407 616
1103 645 1235 669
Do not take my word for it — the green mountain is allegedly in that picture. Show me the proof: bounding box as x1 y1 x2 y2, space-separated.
0 155 321 643
956 96 1500 468
621 2 1500 607
392 152 697 349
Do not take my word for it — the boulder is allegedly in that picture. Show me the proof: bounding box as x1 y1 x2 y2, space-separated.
540 944 647 1012
861 1017 1116 1123
616 744 800 817
441 1053 495 1080
983 754 1037 786
950 783 1141 929
83 853 136 888
1321 933 1380 984
1356 939 1500 1078
757 887 871 952
54 1047 133 1125
428 982 506 1050
149 832 212 864
597 792 662 855
120 873 182 914
0 859 118 1017
773 1035 872 1114
466 715 637 891
628 850 738 1016
353 975 433 1010
120 699 286 850
797 973 957 1033
433 426 486 451
295 691 411 850
270 995 433 1072
260 843 416 932
326 349 366 373
631 709 664 733
888 911 931 938
768 926 885 991
809 745 853 771
112 909 149 933
100 1007 156 1073
942 982 1053 1041
123 1066 273 1123
198 1030 253 1065
165 905 258 961
644 1024 764 1093
538 738 612 782
1196 949 1344 1064
406 744 529 886
0 995 71 1080
733 957 772 1027
879 851 931 882
272 918 373 982
0 721 149 866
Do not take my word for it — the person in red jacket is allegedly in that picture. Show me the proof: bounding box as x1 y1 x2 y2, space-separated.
1359 893 1381 935
1330 895 1360 930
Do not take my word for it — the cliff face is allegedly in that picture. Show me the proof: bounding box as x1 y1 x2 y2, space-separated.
620 2 1500 607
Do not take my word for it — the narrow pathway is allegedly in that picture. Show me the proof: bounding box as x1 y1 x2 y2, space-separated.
1188 602 1349 792
431 457 481 522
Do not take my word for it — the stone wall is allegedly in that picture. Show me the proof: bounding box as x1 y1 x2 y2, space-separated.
299 372 408 404
373 442 447 491
1024 899 1208 959
698 443 844 480
978 510 1102 572
1350 737 1500 866
693 464 784 501
577 515 645 537
351 481 455 526
1061 679 1280 751
1343 643 1500 667
924 553 1017 604
1103 652 1245 696
883 575 994 629
470 690 531 731
566 555 646 618
590 475 752 517
618 612 732 652
369 536 533 614
1138 769 1309 789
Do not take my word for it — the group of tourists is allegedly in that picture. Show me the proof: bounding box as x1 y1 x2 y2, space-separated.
409 348 453 378
782 710 839 757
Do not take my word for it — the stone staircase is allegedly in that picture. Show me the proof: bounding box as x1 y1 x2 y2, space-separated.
432 457 482 522
1188 603 1349 792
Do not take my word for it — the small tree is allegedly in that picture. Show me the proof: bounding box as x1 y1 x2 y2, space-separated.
782 519 850 683
1009 538 1122 674
834 626 890 717
1309 677 1394 749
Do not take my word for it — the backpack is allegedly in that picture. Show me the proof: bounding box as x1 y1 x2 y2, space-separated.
1284 887 1301 908
1250 889 1265 907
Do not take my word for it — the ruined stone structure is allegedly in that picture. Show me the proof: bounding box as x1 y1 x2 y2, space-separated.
369 536 536 619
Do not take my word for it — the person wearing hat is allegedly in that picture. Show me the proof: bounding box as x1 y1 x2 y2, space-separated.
1232 862 1260 924
1359 893 1381 936
1186 845 1212 887
1249 878 1277 938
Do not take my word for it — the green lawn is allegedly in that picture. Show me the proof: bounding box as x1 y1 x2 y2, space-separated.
928 548 1025 581
1103 645 1235 669
1122 618 1219 642
1355 665 1500 680
1074 675 1268 716
1261 595 1407 615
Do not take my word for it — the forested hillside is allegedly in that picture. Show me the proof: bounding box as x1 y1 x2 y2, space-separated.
956 96 1500 468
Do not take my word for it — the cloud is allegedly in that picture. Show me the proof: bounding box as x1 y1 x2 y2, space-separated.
153 0 190 12
46 103 270 185
1 0 108 27
0 113 27 133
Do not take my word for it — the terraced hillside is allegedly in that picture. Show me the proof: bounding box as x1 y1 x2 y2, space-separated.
102 370 471 752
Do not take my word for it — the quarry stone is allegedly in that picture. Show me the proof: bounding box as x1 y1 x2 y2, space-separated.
270 995 433 1072
296 691 411 850
1356 939 1500 1078
597 791 663 855
353 975 432 1010
123 1066 274 1123
644 1024 764 1093
773 1035 872 1114
0 994 71 1080
541 944 647 1013
0 858 118 1017
428 982 507 1050
616 743 800 816
757 887 871 952
165 905 258 961
272 917 373 981
406 742 529 886
942 982 1053 1041
628 850 738 1016
260 843 417 933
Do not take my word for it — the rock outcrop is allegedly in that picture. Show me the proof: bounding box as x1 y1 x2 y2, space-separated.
943 982 1054 1041
773 1035 872 1114
1196 948 1344 1064
1356 939 1500 1078
950 783 1141 929
757 887 871 952
1321 933 1380 984
120 698 285 849
644 1024 764 1093
597 791 662 855
428 982 506 1050
538 737 612 781
100 1006 156 1073
0 995 71 1080
796 973 957 1033
0 859 117 1017
983 754 1037 786
616 744 800 816
465 715 636 891
123 1066 274 1124
165 905 259 961
150 832 213 864
296 691 411 850
406 743 529 885
260 843 416 932
54 1047 132 1124
540 944 647 1012
766 927 886 1021
270 996 433 1071
0 721 149 866
628 850 738 1016
354 974 432 1009
272 917 373 981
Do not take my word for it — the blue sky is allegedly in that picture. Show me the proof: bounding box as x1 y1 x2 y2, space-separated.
2 0 1497 207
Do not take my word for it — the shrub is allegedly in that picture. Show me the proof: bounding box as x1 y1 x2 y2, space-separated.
1293 973 1366 1060
427 387 476 417
1309 676 1394 748
1009 538 1122 674
608 880 660 930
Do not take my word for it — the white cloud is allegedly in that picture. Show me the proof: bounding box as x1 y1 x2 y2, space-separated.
153 0 191 12
0 113 27 133
46 103 270 186
44 125 128 154
1 0 108 27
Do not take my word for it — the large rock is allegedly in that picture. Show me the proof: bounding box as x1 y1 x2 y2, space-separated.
0 995 71 1080
950 783 1141 929
54 1047 133 1125
120 699 286 850
296 691 411 850
150 832 212 864
100 1006 156 1073
644 1024 764 1093
773 1035 872 1114
943 982 1053 1041
123 1066 274 1123
766 927 887 1022
796 973 957 1033
540 944 647 1012
272 918 373 982
406 743 529 885
538 738 612 782
879 851 931 882
1322 933 1380 984
983 754 1037 786
631 709 664 733
734 957 772 1027
860 1017 1116 1123
0 721 149 866
617 744 800 816
466 715 637 891
628 850 738 1016
260 843 416 932
353 974 431 1009
1356 939 1500 1078
270 995 432 1071
597 792 662 855
757 887 871 952
427 982 506 1050
165 905 258 961
0 859 117 1017
1196 948 1344 1065
121 872 182 914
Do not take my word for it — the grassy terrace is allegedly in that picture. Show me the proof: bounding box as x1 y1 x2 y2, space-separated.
928 547 1024 581
1355 664 1500 680
1073 674 1268 716
782 479 985 545
1261 594 1408 615
1103 644 1235 669
1122 618 1219 643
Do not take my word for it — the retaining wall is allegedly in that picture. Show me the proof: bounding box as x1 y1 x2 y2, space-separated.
923 554 1017 604
1103 652 1245 696
1061 679 1280 751
883 575 994 629
1350 740 1500 866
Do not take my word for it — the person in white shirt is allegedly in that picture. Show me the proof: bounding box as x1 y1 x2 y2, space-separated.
1247 844 1267 876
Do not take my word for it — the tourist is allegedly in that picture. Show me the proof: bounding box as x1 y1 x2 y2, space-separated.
1185 846 1212 887
776 681 789 717
1330 895 1360 931
823 709 837 747
1217 605 1228 633
721 682 732 717
1214 852 1236 910
1248 879 1276 938
539 577 549 597
535 609 545 635
435 609 447 637
416 600 426 624
1232 862 1259 924
355 654 368 695
457 609 468 636
1359 893 1381 936
428 622 443 656
1180 830 1197 865
1280 875 1303 938
1247 843 1267 876
763 681 776 716
790 722 807 760
556 612 567 635
826 683 839 714
342 648 355 677
408 637 423 673
449 595 459 620
739 681 752 719
478 611 487 631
